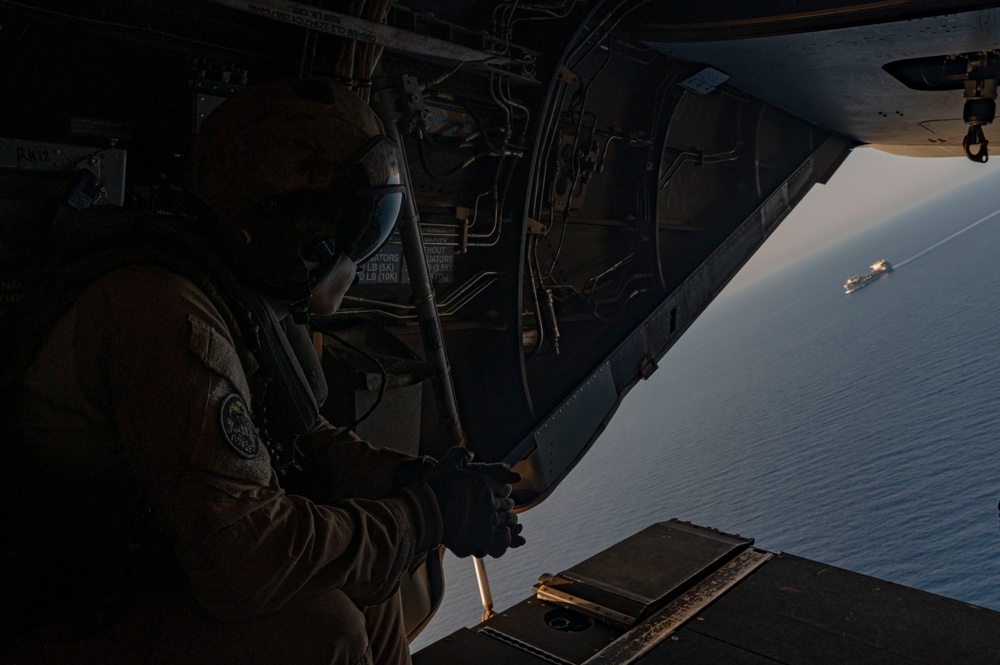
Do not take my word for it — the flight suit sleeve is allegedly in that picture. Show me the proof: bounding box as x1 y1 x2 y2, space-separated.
75 266 443 620
296 418 417 501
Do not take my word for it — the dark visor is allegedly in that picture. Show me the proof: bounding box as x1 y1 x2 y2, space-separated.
339 182 404 264
279 135 403 272
340 135 404 264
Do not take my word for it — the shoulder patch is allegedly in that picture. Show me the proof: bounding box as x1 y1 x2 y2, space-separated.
220 393 258 459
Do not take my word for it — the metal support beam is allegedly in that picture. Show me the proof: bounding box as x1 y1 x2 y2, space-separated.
373 78 465 449
206 0 508 64
373 77 496 621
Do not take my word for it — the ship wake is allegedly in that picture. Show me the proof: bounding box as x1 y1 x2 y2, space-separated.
895 207 1000 268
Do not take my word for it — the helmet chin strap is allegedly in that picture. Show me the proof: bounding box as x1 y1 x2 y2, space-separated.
290 298 312 325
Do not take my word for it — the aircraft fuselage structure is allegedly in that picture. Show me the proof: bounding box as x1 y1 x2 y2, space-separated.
2 1 998 662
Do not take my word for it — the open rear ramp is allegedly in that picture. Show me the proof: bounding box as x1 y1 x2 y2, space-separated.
414 520 1000 664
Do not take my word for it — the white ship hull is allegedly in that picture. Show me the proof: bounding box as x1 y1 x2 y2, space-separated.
844 259 892 293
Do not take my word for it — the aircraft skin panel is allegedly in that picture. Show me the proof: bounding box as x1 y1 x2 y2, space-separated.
511 134 854 509
644 8 1000 154
635 0 1000 41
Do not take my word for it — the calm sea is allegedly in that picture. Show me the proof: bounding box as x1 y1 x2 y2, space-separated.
413 175 1000 650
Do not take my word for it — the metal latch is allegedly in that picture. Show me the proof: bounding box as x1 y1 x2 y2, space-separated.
533 574 636 628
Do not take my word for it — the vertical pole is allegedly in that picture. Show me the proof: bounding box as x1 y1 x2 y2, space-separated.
372 78 495 623
374 81 465 448
474 557 496 621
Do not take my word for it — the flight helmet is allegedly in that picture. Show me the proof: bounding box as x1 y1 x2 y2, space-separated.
185 78 403 315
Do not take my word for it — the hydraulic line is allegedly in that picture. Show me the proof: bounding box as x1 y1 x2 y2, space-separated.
525 235 548 358
341 272 499 320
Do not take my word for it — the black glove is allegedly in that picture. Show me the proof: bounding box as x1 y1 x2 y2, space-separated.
466 459 526 551
391 455 438 493
425 448 525 558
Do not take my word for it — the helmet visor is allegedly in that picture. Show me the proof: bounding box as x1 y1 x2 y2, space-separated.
275 136 403 270
338 135 405 264
340 181 403 264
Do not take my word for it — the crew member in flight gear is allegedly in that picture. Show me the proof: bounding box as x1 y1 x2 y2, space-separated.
1 78 525 664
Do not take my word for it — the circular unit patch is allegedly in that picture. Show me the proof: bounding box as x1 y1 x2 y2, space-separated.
220 393 258 459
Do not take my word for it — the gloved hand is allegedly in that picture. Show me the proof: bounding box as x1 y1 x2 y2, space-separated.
391 455 439 493
466 458 526 551
425 448 526 558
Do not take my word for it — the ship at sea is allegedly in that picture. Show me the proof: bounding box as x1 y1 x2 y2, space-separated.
844 259 893 293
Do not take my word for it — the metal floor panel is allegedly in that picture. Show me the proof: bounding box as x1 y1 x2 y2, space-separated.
530 520 754 629
639 629 784 664
645 553 1000 665
414 526 1000 665
480 599 624 664
564 521 751 612
412 627 556 665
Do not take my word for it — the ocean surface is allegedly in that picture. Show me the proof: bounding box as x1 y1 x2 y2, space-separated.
413 173 1000 650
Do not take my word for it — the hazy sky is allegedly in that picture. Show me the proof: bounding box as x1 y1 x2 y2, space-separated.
728 147 1000 291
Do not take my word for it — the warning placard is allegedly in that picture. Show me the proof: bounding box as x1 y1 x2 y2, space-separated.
356 227 454 285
